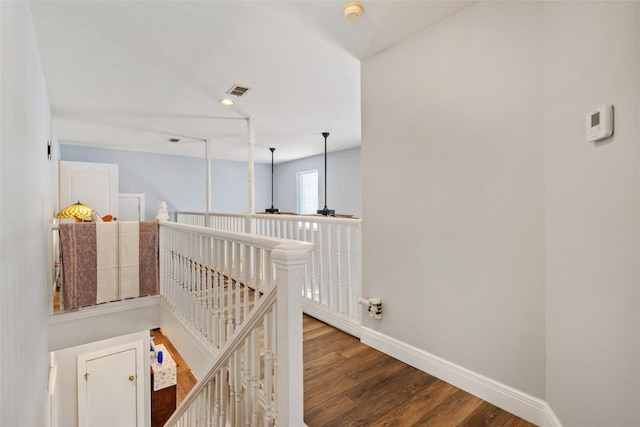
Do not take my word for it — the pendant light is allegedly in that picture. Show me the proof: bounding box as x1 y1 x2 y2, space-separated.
265 147 280 214
317 132 335 216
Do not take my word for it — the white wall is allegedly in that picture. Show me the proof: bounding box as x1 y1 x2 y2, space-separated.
51 331 151 427
543 3 640 426
274 147 361 217
363 1 640 426
159 302 212 380
60 144 271 218
0 2 58 425
48 298 160 352
362 0 545 399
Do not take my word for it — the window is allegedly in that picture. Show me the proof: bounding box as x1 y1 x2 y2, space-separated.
297 170 318 214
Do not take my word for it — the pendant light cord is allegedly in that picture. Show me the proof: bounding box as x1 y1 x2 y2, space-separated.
322 132 329 210
270 147 275 208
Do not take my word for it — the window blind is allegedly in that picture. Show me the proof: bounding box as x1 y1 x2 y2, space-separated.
297 170 318 214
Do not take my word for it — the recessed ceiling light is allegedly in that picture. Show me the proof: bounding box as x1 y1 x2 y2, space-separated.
219 98 235 106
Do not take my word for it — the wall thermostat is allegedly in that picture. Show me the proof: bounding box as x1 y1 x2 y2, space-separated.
586 105 614 142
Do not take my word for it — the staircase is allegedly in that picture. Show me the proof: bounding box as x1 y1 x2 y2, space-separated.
159 221 313 426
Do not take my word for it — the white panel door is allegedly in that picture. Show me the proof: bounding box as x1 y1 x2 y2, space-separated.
119 193 145 221
77 342 144 427
59 160 119 218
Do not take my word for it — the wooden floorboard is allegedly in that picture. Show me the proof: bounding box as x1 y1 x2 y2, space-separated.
303 315 536 427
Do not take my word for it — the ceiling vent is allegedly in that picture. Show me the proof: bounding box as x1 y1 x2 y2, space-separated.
167 137 181 143
227 84 251 97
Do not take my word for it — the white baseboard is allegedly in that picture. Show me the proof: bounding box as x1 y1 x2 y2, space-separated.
360 326 555 427
542 402 563 427
302 301 361 337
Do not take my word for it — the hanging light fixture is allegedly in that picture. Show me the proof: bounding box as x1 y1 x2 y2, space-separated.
317 132 335 216
265 147 279 214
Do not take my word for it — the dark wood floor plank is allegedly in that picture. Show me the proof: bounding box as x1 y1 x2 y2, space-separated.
327 364 436 426
304 393 357 426
304 355 365 394
304 330 359 360
457 401 515 426
305 345 391 393
414 389 484 426
343 362 415 403
338 340 375 358
369 379 459 426
501 416 538 427
305 375 359 410
345 349 404 383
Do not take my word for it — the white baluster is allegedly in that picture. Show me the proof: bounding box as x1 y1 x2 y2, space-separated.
345 225 352 317
235 243 241 329
250 327 259 426
243 245 250 323
263 309 273 426
217 239 225 347
226 241 234 340
327 223 334 311
336 224 343 314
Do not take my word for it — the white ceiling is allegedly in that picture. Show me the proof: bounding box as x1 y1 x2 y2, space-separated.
30 1 474 163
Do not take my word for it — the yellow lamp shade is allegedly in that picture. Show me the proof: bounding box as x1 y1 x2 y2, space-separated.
56 201 94 221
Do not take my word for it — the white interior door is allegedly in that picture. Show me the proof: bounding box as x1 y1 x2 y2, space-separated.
59 160 119 218
119 193 145 221
77 342 144 427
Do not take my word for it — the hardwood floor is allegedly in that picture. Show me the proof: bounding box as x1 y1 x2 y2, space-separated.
157 315 535 426
151 329 198 405
303 315 535 427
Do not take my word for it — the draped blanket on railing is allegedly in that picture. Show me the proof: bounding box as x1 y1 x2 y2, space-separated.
58 221 159 310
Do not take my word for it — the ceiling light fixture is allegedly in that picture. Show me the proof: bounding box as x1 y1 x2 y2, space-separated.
219 98 235 106
343 2 363 20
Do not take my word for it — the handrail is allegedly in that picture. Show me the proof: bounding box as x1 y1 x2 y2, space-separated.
160 220 297 250
178 211 362 225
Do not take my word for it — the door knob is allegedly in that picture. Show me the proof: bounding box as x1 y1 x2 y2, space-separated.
129 375 135 382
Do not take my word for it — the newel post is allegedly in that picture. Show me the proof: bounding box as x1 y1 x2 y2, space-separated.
272 241 313 426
